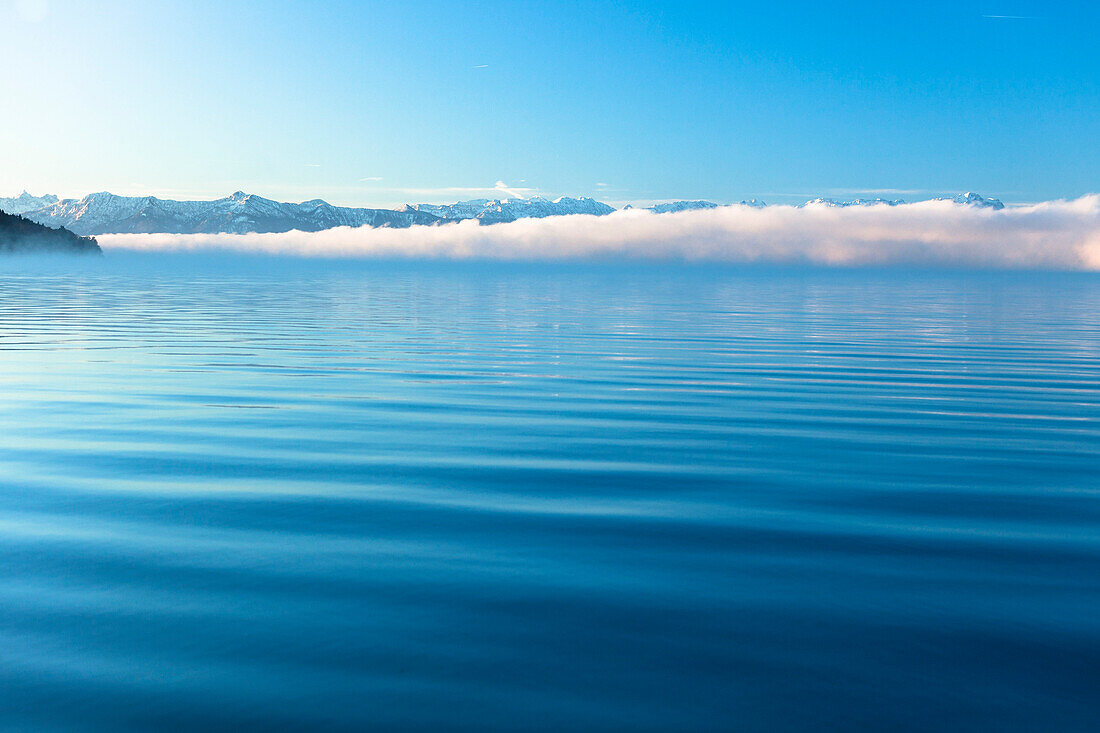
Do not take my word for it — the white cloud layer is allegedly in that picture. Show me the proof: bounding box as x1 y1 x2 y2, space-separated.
99 196 1100 270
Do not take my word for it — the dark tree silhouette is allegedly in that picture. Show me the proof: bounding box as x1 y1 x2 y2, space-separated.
0 210 100 254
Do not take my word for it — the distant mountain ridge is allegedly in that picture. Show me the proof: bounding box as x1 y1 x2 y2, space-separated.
12 191 442 236
648 200 719 214
799 192 1004 209
402 196 615 223
0 190 1007 235
0 191 59 215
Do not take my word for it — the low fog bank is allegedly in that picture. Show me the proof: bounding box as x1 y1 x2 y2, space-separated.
98 196 1100 270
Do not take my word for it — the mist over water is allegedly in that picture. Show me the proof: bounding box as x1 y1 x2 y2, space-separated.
1 256 1098 731
97 196 1100 269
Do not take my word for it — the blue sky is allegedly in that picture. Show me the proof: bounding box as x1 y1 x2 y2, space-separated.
1 0 1097 206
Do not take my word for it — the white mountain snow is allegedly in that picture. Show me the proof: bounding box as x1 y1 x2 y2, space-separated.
941 192 1004 209
6 189 1007 235
21 191 442 235
0 191 59 215
800 197 907 208
402 196 615 223
648 201 720 214
643 199 768 212
799 192 1004 209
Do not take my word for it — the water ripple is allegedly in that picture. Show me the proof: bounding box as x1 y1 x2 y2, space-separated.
1 260 1098 731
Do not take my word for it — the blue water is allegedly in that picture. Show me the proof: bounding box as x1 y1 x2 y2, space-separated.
1 257 1098 732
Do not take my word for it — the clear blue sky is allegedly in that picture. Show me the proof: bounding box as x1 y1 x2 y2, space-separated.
2 0 1097 206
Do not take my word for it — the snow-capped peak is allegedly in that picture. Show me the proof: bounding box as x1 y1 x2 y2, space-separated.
6 189 1011 236
943 192 1004 209
401 195 615 224
0 191 60 215
649 201 719 214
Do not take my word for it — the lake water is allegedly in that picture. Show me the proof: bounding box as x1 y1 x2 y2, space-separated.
1 256 1098 731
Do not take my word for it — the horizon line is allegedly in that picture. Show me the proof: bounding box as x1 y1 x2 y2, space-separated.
0 187 1035 211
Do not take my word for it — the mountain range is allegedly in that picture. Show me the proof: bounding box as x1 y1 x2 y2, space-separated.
0 190 1005 236
402 196 615 224
0 191 60 215
4 191 441 236
799 192 1004 209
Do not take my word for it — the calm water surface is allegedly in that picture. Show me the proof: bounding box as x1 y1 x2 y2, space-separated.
1 257 1098 731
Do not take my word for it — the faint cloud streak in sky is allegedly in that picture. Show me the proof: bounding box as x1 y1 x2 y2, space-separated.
492 180 529 198
826 188 931 196
377 182 538 201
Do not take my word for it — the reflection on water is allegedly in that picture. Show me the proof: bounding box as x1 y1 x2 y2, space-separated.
1 256 1099 731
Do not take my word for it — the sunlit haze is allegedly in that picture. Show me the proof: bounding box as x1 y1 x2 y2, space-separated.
3 0 1098 206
